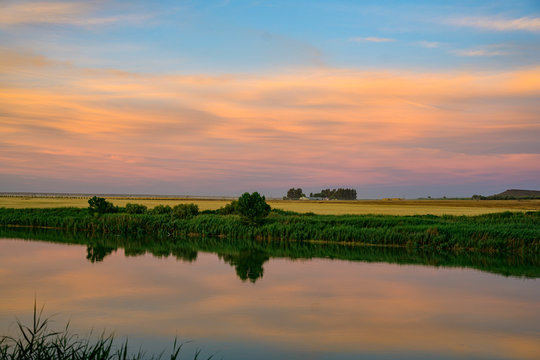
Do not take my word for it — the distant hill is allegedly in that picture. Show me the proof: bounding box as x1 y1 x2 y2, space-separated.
496 189 540 198
473 189 540 200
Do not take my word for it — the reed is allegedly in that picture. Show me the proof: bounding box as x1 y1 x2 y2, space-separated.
0 207 538 253
0 302 212 360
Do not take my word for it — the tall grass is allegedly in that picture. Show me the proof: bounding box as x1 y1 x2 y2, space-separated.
0 302 211 360
0 207 538 253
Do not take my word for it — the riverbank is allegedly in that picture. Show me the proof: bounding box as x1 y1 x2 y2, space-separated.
0 207 538 253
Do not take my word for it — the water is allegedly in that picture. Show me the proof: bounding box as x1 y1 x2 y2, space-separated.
1 237 539 359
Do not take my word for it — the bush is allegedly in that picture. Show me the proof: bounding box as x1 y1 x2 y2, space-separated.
236 192 271 225
172 203 199 219
216 200 238 215
125 203 147 214
88 196 118 216
150 205 172 215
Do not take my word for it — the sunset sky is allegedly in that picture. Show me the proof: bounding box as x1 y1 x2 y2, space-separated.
1 0 539 198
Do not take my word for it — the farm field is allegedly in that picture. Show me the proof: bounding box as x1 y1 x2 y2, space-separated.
1 195 539 216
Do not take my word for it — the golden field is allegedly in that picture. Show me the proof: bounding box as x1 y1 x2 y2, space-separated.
1 196 540 216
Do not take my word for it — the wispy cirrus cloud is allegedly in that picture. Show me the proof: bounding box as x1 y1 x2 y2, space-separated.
451 44 513 57
452 49 511 57
0 1 148 27
448 16 540 32
350 37 395 43
416 41 441 48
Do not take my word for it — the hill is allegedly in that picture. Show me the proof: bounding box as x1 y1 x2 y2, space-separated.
472 189 540 200
473 189 540 200
496 189 540 199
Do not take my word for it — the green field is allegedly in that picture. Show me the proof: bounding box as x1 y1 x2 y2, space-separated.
2 196 540 215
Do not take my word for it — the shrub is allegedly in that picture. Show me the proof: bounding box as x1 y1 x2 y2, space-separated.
125 203 147 214
172 203 199 219
236 192 271 225
150 205 172 215
216 200 238 215
88 196 118 216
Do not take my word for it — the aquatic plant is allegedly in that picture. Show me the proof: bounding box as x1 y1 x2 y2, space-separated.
0 207 538 253
0 303 212 360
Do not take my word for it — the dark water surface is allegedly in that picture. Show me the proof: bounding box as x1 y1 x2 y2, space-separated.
1 236 539 359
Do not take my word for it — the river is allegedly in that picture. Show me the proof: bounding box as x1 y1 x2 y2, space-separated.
1 236 539 359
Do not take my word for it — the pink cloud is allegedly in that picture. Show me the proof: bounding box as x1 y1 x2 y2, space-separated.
1 50 539 194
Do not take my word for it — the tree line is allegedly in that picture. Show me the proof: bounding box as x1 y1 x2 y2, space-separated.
87 193 270 226
284 188 357 200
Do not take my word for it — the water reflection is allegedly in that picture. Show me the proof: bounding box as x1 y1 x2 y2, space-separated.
220 249 269 283
86 243 116 263
29 226 537 280
87 243 269 282
1 236 539 360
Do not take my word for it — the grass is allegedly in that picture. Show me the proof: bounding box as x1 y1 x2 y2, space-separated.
0 302 212 360
0 207 538 253
2 196 540 215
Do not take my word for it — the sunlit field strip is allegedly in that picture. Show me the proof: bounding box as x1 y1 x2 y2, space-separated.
1 196 540 215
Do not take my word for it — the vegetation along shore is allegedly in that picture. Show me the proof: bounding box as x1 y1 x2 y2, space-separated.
1 226 538 279
1 194 539 254
0 302 211 360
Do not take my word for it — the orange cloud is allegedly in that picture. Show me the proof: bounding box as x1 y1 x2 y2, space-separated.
0 2 146 27
1 50 539 192
0 2 90 25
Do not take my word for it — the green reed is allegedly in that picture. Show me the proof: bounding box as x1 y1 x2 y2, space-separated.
0 207 538 253
0 302 211 360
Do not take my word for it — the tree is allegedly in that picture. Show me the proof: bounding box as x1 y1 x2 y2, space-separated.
236 192 271 225
172 203 199 219
125 203 147 214
88 196 117 216
215 200 238 215
150 204 172 214
286 188 305 200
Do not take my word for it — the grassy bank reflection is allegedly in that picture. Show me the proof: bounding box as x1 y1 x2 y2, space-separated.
0 227 538 280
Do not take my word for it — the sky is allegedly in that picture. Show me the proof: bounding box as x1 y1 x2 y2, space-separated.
1 0 539 198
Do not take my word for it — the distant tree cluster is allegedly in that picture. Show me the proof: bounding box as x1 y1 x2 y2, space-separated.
310 188 357 200
285 188 305 200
